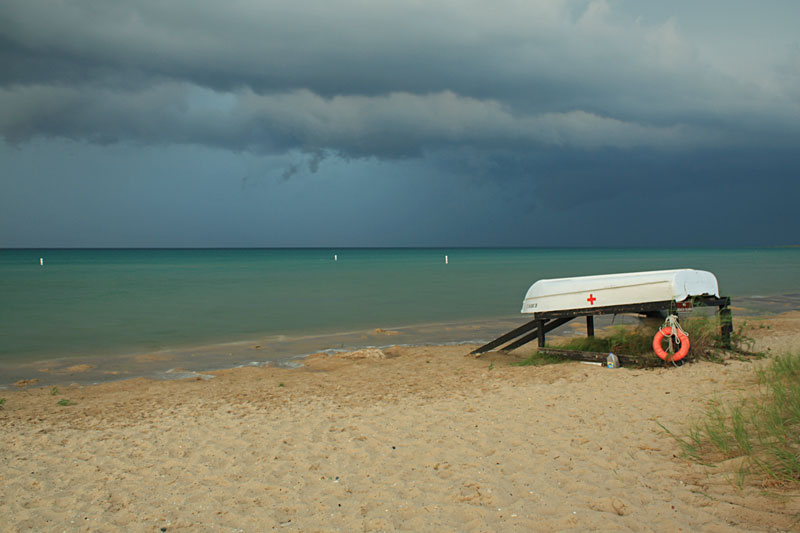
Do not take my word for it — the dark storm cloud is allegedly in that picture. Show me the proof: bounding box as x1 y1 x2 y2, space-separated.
0 83 714 158
2 1 800 249
2 0 798 158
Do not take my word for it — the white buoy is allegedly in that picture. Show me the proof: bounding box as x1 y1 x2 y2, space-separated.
445 255 448 265
334 254 338 262
40 257 44 266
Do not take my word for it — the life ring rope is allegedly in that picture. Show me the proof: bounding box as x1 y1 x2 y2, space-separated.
653 314 690 362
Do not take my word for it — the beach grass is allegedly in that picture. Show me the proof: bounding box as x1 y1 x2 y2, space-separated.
665 352 800 488
553 324 653 355
509 314 758 369
553 315 758 362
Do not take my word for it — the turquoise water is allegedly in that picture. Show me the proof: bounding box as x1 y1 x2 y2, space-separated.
1 248 798 366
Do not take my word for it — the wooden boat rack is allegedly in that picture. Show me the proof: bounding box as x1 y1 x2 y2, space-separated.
470 296 732 355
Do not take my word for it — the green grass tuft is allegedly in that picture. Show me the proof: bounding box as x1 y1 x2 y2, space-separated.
552 315 759 364
666 352 800 489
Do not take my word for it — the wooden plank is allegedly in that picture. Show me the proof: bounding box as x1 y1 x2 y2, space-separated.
500 317 574 353
531 296 730 319
699 296 730 308
533 300 673 319
538 348 655 367
469 318 540 355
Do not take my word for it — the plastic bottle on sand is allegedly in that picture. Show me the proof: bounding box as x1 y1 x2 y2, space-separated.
606 352 620 369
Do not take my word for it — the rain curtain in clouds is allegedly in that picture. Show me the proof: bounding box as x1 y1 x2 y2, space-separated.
1 1 799 246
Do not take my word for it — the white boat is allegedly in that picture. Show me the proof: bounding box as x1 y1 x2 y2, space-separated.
521 269 720 314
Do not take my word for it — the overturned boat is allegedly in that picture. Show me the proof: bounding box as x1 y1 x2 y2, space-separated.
471 269 731 355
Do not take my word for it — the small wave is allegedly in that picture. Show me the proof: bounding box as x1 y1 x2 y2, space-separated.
161 368 216 381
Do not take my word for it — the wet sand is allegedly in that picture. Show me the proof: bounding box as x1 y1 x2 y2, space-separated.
1 313 799 531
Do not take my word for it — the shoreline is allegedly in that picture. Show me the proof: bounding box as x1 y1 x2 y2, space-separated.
3 294 799 389
0 316 522 389
1 311 799 530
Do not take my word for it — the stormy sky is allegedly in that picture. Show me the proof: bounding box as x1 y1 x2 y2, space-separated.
1 1 798 247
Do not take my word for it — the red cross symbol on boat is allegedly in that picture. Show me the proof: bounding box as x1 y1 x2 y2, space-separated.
587 294 597 305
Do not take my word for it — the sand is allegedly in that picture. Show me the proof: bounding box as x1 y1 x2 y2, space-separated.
1 313 799 531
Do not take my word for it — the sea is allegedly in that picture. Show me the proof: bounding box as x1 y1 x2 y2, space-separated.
1 248 798 386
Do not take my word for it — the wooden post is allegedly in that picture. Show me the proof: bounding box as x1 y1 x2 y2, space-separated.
719 304 732 349
500 317 573 353
586 315 594 337
537 319 546 347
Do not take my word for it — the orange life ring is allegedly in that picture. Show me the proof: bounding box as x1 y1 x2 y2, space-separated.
652 327 690 361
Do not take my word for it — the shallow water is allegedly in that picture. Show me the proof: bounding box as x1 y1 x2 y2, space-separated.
1 247 798 386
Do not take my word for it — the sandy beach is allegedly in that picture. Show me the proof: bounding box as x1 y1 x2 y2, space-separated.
2 313 799 532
